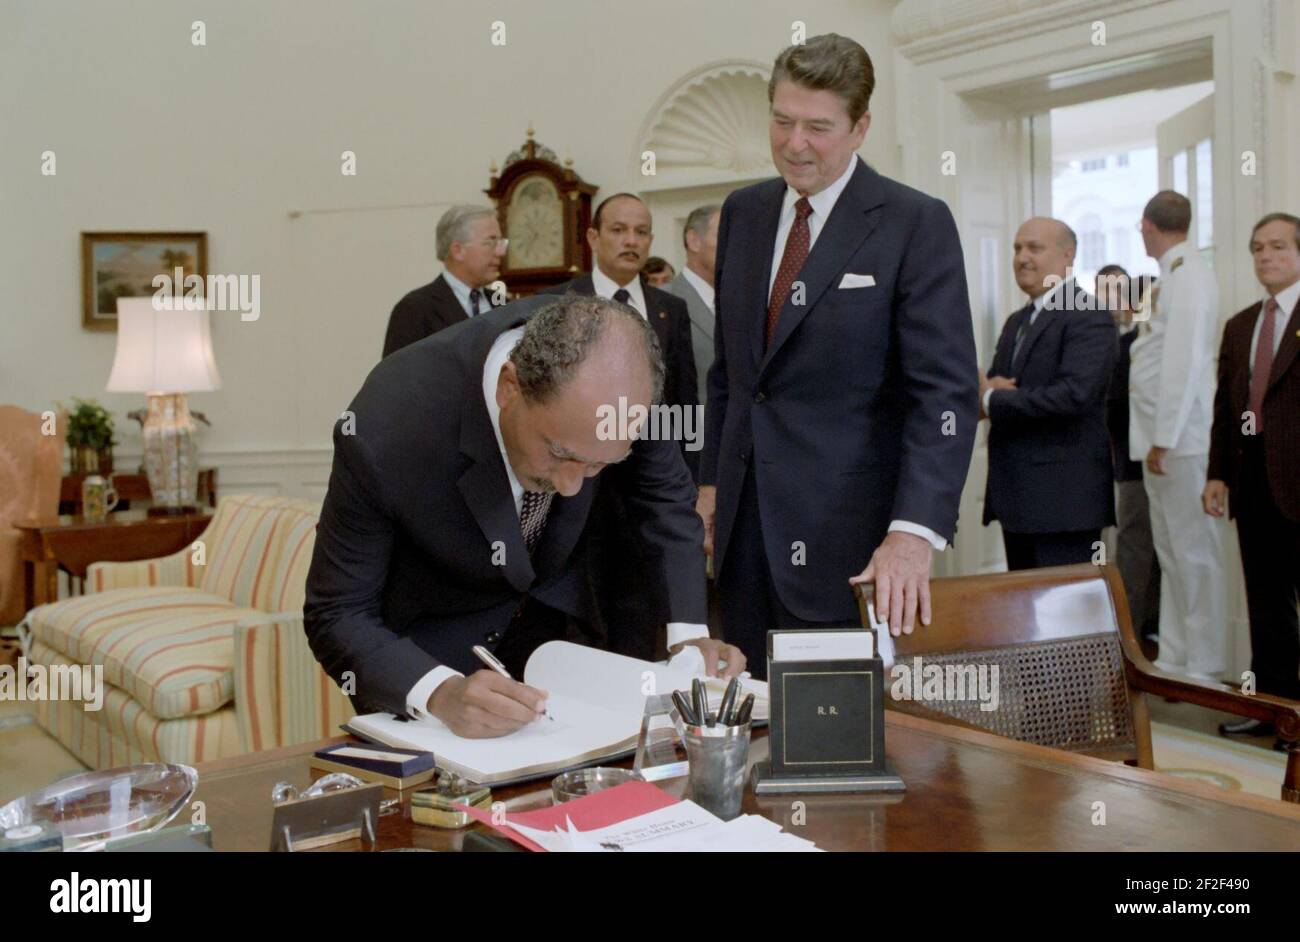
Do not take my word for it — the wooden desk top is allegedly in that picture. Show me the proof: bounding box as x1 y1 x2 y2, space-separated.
192 711 1300 852
15 510 212 534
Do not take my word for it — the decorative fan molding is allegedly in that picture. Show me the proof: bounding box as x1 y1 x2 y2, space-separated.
635 59 773 192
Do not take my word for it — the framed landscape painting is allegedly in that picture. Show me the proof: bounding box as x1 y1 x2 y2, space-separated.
81 231 207 331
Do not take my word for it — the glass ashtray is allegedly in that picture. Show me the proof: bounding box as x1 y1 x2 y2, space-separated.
551 767 643 804
0 763 197 850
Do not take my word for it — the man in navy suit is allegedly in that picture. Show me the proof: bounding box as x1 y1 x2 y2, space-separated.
306 295 742 738
981 218 1117 569
697 34 979 675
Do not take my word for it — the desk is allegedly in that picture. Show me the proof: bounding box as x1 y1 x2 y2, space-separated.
16 510 212 610
192 711 1300 851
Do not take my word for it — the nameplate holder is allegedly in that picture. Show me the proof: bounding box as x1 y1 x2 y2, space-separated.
751 627 904 795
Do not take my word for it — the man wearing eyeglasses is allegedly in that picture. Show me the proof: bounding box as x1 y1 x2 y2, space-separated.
383 204 509 357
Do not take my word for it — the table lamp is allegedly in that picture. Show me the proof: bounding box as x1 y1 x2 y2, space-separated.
107 297 221 515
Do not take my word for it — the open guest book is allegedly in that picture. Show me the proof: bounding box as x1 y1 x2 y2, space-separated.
344 641 769 786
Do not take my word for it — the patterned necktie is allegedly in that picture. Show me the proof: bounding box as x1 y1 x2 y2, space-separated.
1248 298 1280 430
468 288 482 316
519 489 553 555
766 197 814 348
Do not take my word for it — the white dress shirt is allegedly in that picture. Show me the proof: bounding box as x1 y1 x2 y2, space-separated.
682 266 715 312
1129 241 1219 456
764 155 947 551
1252 279 1299 370
443 269 490 318
591 266 647 318
406 327 708 718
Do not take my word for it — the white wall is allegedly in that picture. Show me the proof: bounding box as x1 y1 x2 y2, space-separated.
0 0 900 497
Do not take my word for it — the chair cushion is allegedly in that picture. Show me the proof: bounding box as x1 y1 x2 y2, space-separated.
28 639 241 766
196 495 318 612
26 587 262 720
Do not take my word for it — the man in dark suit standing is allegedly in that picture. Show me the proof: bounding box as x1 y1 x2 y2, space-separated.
382 205 507 357
1100 266 1161 637
306 295 743 738
1206 212 1300 729
665 204 722 411
981 218 1117 570
542 194 700 661
698 34 979 675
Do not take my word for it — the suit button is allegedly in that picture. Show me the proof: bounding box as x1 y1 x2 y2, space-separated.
740 449 750 463
753 391 766 403
485 631 502 645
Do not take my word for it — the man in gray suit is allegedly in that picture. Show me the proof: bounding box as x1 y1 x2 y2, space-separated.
664 204 721 411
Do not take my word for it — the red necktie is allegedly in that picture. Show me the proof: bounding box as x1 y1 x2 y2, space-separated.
1248 298 1279 430
766 197 813 348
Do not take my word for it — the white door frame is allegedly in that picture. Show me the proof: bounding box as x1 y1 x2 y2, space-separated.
890 0 1285 676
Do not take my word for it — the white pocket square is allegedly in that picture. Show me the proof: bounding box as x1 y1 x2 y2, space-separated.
839 273 876 289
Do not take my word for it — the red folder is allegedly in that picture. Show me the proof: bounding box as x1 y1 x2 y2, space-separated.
459 781 680 852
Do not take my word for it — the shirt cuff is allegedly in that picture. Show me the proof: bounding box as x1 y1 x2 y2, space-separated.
982 387 995 416
666 622 709 649
406 665 464 719
888 520 948 552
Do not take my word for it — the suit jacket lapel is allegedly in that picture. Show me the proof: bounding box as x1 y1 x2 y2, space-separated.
1268 296 1300 390
761 160 886 372
456 326 534 592
432 275 468 324
641 277 674 353
992 306 1029 376
747 182 788 369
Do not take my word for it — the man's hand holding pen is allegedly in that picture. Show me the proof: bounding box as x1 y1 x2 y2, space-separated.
427 670 550 739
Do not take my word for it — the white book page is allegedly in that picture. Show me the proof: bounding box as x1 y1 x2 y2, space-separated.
523 641 769 720
349 691 637 781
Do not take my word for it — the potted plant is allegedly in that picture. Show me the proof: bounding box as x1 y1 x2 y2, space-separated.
59 397 117 474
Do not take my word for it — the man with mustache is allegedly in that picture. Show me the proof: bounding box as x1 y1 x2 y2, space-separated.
305 295 740 739
542 195 703 662
981 217 1117 570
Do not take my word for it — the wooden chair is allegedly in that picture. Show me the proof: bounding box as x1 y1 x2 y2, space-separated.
856 563 1300 804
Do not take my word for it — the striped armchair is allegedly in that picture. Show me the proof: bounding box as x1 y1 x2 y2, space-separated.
20 494 354 768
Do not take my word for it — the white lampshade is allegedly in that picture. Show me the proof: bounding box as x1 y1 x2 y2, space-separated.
107 297 222 394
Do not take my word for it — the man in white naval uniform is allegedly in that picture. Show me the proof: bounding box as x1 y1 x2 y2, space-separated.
1129 190 1226 682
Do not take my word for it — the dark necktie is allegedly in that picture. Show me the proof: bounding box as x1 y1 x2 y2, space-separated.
613 288 631 306
468 288 482 316
1248 298 1280 429
519 489 553 555
766 198 813 349
1010 302 1036 368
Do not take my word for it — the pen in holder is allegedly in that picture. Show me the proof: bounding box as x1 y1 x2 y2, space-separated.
682 716 751 821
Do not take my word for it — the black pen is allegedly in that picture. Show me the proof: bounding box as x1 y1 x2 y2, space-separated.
717 677 740 726
672 690 698 727
735 693 756 726
691 678 710 728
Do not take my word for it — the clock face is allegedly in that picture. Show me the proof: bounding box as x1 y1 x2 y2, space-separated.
506 175 565 270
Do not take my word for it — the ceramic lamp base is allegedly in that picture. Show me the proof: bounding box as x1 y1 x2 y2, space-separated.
141 393 199 512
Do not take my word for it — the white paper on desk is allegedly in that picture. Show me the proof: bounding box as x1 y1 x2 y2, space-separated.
772 630 873 662
509 803 823 852
508 801 721 852
525 641 769 722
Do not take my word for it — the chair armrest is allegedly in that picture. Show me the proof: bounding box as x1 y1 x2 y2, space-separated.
232 611 355 753
86 545 198 593
1123 656 1300 743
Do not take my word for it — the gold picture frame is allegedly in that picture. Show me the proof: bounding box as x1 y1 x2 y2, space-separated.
81 231 208 331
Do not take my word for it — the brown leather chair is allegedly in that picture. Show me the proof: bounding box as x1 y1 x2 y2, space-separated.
0 406 64 627
856 563 1300 804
